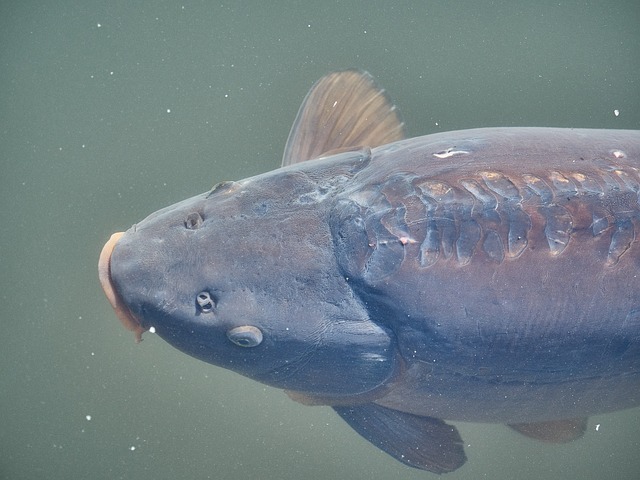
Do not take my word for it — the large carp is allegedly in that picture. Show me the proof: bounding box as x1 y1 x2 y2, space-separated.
99 70 640 473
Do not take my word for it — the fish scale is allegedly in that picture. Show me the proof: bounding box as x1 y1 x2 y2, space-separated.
337 154 640 274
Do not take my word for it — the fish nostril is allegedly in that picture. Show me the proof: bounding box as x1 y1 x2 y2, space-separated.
185 212 203 230
196 291 215 313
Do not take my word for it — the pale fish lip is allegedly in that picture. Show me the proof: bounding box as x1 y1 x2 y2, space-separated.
98 231 146 342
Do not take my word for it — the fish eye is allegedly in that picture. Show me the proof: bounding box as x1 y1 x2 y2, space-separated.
196 291 215 313
227 326 263 347
185 212 203 230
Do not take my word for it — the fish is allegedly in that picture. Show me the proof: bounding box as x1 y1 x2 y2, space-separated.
98 70 640 474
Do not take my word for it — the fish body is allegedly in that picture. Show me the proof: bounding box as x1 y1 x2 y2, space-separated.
99 71 640 473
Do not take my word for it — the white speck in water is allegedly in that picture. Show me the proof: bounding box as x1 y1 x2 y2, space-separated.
595 424 600 431
130 446 136 451
85 415 92 421
614 109 620 117
149 326 156 334
97 23 101 28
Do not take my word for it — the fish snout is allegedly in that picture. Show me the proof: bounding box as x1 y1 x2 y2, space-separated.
98 232 147 342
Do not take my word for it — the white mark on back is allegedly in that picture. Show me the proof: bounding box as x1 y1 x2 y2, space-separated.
433 148 470 159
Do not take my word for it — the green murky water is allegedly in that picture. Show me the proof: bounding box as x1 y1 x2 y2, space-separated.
1 1 639 479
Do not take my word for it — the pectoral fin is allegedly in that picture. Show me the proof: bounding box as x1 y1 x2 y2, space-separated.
508 417 588 443
333 404 466 474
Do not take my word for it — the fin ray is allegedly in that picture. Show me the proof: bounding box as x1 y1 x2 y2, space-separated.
508 417 588 443
282 70 405 167
333 404 466 474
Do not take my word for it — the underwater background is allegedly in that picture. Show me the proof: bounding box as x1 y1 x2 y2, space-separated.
1 1 639 479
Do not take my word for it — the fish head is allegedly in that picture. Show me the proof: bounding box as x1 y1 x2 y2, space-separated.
99 152 398 398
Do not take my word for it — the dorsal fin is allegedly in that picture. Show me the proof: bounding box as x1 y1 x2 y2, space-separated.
281 70 405 167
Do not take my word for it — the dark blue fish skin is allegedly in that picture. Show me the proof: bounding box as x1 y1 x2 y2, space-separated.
108 127 640 424
109 149 400 398
99 68 640 473
333 127 640 422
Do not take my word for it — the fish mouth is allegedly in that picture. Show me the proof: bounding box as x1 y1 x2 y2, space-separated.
98 231 147 342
